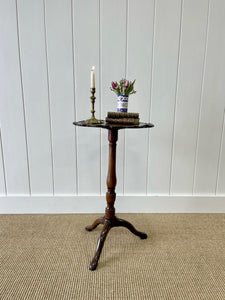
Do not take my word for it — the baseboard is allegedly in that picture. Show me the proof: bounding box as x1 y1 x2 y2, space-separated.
0 195 225 213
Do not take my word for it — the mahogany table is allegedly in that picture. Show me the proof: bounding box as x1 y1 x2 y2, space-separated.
73 120 154 270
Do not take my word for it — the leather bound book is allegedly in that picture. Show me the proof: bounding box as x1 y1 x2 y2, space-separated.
105 117 139 125
107 112 139 119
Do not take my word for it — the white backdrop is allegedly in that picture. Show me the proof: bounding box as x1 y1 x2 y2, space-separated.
0 0 225 213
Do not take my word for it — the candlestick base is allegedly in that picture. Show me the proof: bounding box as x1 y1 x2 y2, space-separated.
85 117 103 124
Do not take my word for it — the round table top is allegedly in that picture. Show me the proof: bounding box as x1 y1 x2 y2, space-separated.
73 120 154 130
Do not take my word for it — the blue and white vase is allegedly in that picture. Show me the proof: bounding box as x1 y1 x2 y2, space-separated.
117 95 129 113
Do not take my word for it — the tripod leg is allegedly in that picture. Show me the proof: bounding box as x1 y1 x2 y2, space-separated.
85 216 105 231
89 220 111 271
115 217 147 239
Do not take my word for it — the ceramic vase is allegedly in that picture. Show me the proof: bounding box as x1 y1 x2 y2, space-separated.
117 95 129 112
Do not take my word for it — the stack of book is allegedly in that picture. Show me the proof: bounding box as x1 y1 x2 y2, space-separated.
105 112 139 125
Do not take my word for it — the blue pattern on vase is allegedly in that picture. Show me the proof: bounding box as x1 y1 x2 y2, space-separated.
117 95 129 112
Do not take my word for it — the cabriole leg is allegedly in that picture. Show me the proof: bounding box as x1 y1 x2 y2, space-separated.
89 220 111 271
115 217 147 239
85 216 105 232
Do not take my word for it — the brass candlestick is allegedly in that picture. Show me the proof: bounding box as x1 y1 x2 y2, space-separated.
85 88 102 124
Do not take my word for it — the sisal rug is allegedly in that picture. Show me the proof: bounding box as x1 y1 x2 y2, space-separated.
0 214 225 299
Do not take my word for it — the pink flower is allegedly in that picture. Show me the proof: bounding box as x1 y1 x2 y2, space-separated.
125 80 129 88
111 81 117 89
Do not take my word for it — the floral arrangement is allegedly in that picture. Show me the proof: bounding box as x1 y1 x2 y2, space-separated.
110 78 136 96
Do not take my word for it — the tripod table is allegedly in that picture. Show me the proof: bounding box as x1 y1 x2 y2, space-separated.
73 120 154 270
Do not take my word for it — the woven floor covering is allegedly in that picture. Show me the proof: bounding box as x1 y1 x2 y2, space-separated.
0 214 225 300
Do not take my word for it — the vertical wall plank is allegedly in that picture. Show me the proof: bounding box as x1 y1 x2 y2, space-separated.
73 0 101 195
101 0 127 195
44 0 77 194
0 129 6 195
17 0 53 194
194 0 225 194
148 0 182 194
124 0 155 195
216 110 225 194
0 0 30 194
170 0 209 194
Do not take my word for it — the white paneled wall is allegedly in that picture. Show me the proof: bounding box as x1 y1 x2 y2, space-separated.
0 0 225 213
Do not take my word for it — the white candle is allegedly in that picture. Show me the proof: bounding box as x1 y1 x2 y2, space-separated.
91 66 95 88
